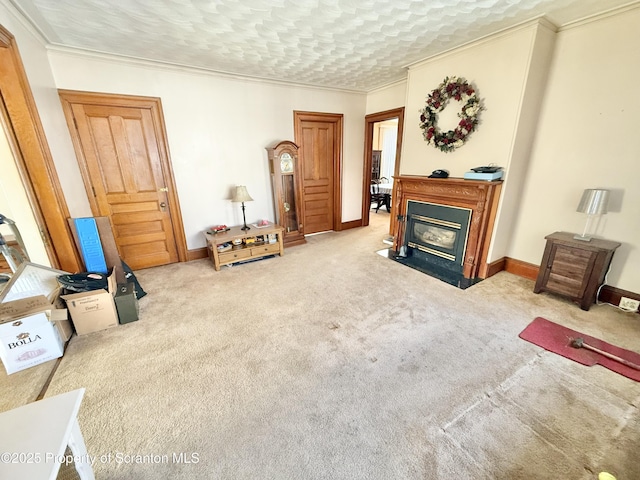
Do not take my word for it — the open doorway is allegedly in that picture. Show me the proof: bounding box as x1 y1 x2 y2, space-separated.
361 107 404 233
372 119 398 182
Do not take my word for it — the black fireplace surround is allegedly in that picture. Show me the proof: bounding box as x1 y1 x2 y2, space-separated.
393 200 480 289
405 200 471 274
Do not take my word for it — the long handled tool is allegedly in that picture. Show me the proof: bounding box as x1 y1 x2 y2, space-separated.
571 337 640 371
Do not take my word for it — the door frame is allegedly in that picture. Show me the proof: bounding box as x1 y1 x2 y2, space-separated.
293 111 343 232
58 90 188 264
0 25 82 273
361 107 404 227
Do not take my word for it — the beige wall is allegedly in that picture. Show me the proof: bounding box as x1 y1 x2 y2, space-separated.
401 22 543 177
47 53 367 248
401 20 557 273
511 6 640 292
365 80 406 115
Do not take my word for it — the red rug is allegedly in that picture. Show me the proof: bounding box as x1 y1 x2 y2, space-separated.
519 317 640 382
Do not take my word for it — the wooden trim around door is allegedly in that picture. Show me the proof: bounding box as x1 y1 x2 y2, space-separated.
58 90 188 264
0 24 82 272
293 111 343 231
362 107 404 228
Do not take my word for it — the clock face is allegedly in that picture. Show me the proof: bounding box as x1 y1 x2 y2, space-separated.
280 152 294 173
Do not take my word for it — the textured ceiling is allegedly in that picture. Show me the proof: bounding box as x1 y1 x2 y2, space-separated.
9 0 637 91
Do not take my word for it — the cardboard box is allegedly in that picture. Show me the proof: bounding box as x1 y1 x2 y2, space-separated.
51 308 73 342
0 294 72 341
62 269 118 336
114 282 139 324
44 288 73 341
0 296 65 375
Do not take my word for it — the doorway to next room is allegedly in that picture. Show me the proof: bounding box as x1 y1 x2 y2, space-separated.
362 107 404 236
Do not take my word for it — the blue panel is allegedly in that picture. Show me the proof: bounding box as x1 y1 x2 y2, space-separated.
74 217 108 273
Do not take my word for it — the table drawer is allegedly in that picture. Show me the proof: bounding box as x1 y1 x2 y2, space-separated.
251 243 280 256
219 248 252 263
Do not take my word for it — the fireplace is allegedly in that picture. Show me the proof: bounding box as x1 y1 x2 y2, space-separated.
405 201 471 275
389 175 502 288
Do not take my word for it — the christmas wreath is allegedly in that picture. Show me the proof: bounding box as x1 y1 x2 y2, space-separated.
419 76 483 153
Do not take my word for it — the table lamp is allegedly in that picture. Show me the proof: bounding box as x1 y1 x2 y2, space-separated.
574 188 609 241
231 186 253 231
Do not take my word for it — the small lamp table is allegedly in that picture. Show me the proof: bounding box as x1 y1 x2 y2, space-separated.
533 231 621 311
0 388 94 480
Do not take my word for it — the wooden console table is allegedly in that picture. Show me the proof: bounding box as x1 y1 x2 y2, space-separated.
204 224 284 271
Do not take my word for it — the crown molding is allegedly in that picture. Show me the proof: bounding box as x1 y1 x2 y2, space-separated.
46 44 367 95
366 77 408 95
558 0 640 31
405 16 558 71
0 0 51 47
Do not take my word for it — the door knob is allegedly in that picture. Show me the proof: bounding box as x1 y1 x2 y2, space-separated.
160 202 167 210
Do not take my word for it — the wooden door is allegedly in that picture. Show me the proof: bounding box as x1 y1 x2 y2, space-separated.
59 91 186 270
294 112 342 234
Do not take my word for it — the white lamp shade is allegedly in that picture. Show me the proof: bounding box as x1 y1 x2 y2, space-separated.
231 185 253 203
576 189 609 215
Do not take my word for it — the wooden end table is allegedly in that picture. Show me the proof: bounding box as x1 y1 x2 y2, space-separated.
533 231 621 311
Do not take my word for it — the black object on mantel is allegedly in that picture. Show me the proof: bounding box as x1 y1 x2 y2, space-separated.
471 165 502 173
428 169 449 178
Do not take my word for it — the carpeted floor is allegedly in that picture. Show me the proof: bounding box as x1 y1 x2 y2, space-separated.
2 211 639 479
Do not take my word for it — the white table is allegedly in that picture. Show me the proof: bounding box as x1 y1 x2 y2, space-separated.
0 388 95 480
377 182 393 195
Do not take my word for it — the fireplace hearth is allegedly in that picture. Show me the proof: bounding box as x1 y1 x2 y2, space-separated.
388 175 503 288
390 250 482 289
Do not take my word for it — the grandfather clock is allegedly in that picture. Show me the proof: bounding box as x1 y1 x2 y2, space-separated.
266 140 306 246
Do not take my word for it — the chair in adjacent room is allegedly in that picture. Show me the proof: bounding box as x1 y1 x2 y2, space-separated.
370 178 388 213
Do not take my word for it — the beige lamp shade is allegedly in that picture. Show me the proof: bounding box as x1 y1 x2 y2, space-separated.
231 185 253 203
